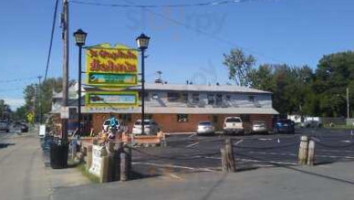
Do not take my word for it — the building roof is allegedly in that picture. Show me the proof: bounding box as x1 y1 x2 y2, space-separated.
83 83 272 94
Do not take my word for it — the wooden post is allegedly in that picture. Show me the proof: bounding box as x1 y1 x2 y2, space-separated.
106 141 115 182
221 139 236 172
221 148 227 172
298 136 309 165
99 156 109 183
124 146 132 175
120 152 127 181
307 140 315 166
86 145 93 170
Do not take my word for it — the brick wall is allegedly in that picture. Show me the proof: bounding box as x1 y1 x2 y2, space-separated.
89 113 274 134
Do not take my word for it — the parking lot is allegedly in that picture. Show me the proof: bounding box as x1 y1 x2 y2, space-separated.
131 128 354 178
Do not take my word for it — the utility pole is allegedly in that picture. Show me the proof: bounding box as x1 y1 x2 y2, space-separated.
347 87 350 119
38 76 42 124
61 0 69 140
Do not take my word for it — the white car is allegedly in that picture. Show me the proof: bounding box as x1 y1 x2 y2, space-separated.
196 121 215 135
132 119 159 135
223 117 244 134
102 119 120 132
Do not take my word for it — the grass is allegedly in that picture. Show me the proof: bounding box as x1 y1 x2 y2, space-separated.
76 163 100 183
324 124 354 130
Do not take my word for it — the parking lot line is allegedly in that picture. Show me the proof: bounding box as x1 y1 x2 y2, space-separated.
132 162 217 172
186 142 199 148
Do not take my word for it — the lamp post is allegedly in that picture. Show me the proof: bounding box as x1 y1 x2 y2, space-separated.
74 29 87 136
136 33 150 135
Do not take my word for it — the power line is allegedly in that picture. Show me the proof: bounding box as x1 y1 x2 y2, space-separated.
44 0 59 81
70 0 248 8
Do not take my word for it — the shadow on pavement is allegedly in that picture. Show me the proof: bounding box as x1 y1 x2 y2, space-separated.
0 143 15 149
237 152 354 185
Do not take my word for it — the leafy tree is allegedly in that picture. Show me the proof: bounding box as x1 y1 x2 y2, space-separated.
223 49 256 86
313 51 354 117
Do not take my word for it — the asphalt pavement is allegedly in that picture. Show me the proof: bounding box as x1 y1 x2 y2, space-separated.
131 128 354 176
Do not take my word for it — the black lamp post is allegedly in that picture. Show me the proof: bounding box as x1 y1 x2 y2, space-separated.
73 29 87 136
136 33 150 135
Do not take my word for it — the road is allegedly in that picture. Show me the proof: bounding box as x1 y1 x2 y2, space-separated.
0 127 51 200
131 128 354 177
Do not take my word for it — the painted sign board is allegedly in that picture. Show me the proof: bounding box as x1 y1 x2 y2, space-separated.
85 91 138 107
87 73 137 86
85 43 138 87
89 145 107 177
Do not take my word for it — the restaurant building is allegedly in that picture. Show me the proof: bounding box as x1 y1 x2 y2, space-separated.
51 82 278 134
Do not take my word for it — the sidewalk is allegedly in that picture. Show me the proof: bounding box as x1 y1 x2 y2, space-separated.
52 161 354 200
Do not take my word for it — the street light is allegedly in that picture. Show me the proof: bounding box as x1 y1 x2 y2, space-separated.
136 33 150 135
74 29 87 136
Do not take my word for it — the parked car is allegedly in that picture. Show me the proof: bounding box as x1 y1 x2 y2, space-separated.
223 117 244 134
274 119 295 134
196 121 215 135
20 123 29 132
132 119 159 135
102 118 120 132
251 121 268 134
0 121 10 133
13 122 28 132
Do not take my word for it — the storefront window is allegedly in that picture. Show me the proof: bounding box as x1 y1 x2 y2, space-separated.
177 114 188 123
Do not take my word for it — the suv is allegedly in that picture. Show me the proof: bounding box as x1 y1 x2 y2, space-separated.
132 119 159 135
223 117 244 134
0 121 10 133
274 119 295 134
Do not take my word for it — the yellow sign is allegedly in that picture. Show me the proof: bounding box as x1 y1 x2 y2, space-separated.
86 43 138 87
27 112 34 124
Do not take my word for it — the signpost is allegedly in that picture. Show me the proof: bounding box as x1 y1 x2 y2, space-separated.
85 43 139 108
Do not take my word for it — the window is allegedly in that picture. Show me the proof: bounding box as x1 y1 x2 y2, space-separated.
240 114 250 122
177 114 188 123
152 93 159 99
192 93 199 103
248 96 255 102
212 115 218 123
226 95 231 101
119 114 132 123
167 92 180 102
216 94 223 105
139 92 150 101
182 93 188 103
144 114 153 119
207 94 215 105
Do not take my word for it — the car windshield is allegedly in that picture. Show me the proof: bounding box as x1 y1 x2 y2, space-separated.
279 120 291 124
104 120 111 125
226 118 241 123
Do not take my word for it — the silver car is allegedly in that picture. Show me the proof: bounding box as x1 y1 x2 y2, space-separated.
132 119 159 135
251 121 268 134
197 121 215 135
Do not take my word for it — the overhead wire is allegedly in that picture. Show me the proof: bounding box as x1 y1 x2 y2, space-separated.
44 0 60 81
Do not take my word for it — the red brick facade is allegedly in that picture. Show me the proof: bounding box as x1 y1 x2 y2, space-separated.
88 113 274 134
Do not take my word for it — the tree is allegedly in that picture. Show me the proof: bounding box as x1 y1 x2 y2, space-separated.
313 51 354 117
22 77 73 122
223 49 256 86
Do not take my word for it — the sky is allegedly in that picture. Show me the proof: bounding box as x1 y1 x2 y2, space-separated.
1 0 354 110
